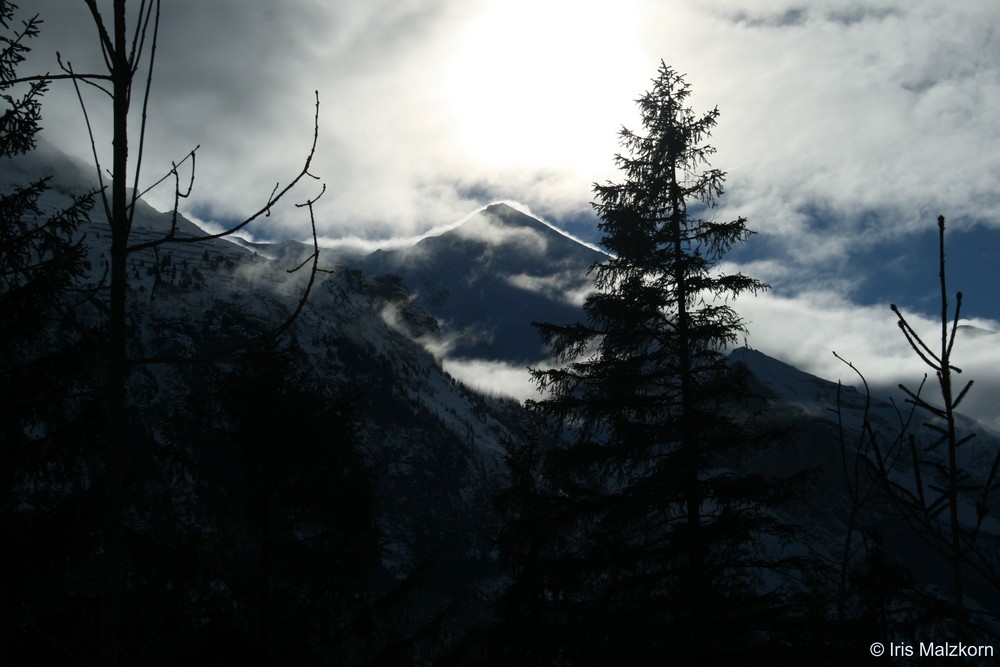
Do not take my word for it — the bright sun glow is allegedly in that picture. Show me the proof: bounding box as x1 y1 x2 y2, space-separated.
441 0 646 173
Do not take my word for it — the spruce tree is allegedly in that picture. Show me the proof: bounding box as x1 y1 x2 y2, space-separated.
496 62 807 664
0 6 104 663
0 0 94 434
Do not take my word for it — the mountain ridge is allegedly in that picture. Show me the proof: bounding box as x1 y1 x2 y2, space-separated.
347 201 606 365
10 144 1000 647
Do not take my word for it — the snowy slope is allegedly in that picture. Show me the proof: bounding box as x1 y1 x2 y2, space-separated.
732 347 1000 614
13 143 1000 623
351 202 606 365
4 145 522 587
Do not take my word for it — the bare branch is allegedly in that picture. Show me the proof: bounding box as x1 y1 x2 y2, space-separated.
63 56 111 224
5 70 113 85
892 304 943 370
127 91 322 254
56 53 113 98
128 0 155 72
130 182 326 366
131 145 198 203
81 0 115 69
128 0 160 232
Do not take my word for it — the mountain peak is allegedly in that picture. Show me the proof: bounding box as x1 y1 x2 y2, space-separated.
480 202 547 227
351 202 605 365
476 202 549 232
483 202 520 216
465 202 606 257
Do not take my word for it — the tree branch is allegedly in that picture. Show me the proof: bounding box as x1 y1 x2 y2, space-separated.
129 182 326 367
127 90 322 254
128 0 160 232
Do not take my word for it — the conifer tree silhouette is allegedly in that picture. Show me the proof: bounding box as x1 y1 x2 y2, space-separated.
0 5 102 662
493 62 810 665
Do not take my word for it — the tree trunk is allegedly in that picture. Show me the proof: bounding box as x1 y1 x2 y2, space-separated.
98 2 131 665
936 217 966 637
669 178 704 657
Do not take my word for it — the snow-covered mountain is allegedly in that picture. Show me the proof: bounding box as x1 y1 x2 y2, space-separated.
9 144 1000 643
732 346 1000 616
344 198 1000 619
343 202 605 365
3 146 523 604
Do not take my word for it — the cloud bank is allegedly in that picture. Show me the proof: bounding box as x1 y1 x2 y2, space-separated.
26 1 1000 240
19 0 1000 424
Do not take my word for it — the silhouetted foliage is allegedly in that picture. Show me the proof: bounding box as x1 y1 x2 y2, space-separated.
489 62 812 665
8 2 325 661
819 354 929 655
0 0 95 443
170 342 380 665
865 216 1000 640
0 4 104 662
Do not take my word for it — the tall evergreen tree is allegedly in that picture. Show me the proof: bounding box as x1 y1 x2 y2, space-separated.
0 0 94 438
0 5 103 663
494 62 807 664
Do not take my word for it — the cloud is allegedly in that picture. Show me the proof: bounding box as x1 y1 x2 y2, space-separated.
18 0 1000 421
453 214 550 254
735 288 1000 431
504 271 594 307
687 1 1000 234
442 357 539 402
25 0 1000 246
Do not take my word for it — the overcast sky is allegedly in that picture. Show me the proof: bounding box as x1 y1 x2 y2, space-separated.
23 0 1000 426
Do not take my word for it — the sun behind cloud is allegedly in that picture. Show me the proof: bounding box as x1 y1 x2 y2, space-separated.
441 0 647 173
